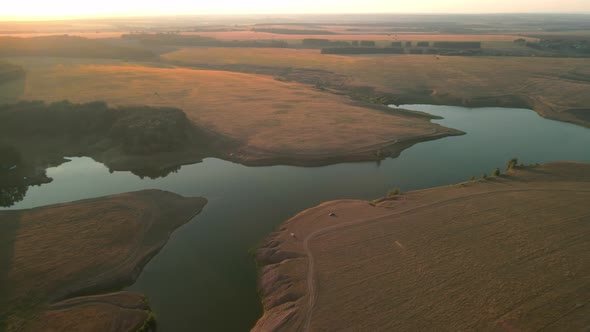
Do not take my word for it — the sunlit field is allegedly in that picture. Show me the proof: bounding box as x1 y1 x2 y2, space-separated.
9 58 450 158
165 48 590 123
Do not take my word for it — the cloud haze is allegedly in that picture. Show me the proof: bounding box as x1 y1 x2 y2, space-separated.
2 0 589 20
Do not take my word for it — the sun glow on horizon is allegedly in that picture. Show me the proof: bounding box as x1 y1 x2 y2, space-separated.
1 0 589 21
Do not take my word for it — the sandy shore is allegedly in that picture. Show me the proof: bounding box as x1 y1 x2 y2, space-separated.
254 162 590 331
0 190 207 332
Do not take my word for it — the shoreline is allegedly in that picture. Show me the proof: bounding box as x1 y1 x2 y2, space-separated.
1 127 462 191
252 162 590 331
0 100 463 195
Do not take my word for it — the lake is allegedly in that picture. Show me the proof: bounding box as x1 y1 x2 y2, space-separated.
3 105 590 331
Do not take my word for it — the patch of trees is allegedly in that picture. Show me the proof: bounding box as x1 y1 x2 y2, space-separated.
302 39 379 49
360 40 376 47
525 42 543 50
525 37 590 54
0 183 27 207
323 47 482 56
0 62 25 84
0 147 21 171
322 47 404 55
416 41 430 47
0 100 195 155
432 42 481 49
0 146 28 207
253 28 336 35
302 38 350 48
514 38 527 45
0 36 155 60
123 33 289 48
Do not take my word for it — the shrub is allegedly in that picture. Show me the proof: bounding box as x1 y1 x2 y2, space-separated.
507 158 519 170
493 168 501 176
432 41 481 49
137 311 157 332
360 40 376 47
514 38 527 45
387 188 401 197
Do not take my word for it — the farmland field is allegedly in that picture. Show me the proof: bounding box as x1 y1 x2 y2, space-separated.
0 190 206 332
3 57 459 165
165 48 590 127
255 162 590 331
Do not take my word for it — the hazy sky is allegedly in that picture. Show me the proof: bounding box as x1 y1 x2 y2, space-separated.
2 0 589 20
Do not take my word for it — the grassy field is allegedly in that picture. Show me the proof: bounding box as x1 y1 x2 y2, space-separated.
254 162 590 331
4 57 459 165
0 190 206 332
0 36 155 60
164 48 590 126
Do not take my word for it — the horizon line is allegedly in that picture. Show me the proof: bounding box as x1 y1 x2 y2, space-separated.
2 11 590 22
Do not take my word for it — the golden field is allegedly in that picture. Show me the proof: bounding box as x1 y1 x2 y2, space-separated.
165 48 590 126
0 190 206 331
5 57 458 164
255 162 590 331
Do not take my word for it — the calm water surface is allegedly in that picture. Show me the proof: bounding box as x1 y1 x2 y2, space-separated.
4 105 590 331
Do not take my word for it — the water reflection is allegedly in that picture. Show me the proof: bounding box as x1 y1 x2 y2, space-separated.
129 165 182 179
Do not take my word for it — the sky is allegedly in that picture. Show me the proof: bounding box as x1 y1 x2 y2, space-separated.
1 0 589 20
